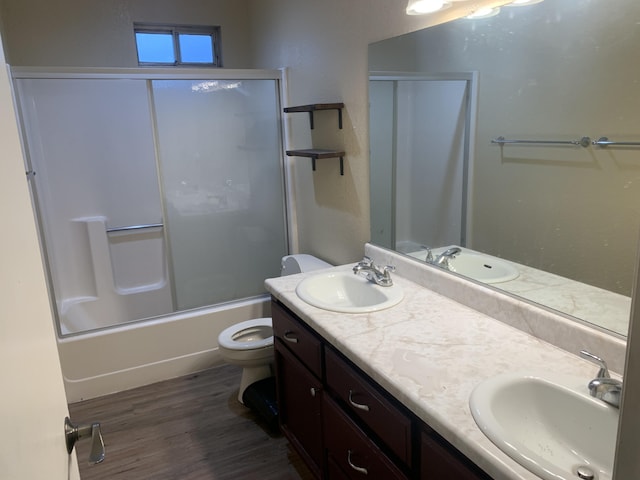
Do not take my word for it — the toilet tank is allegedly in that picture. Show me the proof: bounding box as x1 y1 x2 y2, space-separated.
280 254 332 276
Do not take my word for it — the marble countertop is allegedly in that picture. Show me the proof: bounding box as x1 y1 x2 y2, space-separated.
265 264 605 480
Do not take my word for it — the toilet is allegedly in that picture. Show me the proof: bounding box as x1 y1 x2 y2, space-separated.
218 254 331 403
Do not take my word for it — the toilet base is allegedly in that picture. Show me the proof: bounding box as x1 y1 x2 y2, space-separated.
238 363 273 404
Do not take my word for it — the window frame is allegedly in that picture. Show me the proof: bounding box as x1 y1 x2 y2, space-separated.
133 23 222 67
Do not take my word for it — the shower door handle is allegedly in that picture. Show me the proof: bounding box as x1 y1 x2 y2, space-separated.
65 417 105 464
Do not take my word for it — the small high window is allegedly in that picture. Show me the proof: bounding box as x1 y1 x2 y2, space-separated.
134 23 222 67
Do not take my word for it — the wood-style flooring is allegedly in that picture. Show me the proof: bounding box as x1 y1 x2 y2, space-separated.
68 364 314 480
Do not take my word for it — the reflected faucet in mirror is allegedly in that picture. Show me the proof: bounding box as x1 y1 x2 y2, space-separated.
426 246 462 269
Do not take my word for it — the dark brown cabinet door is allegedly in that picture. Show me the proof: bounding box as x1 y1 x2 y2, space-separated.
275 340 323 478
327 455 352 480
325 347 412 465
323 395 408 479
420 428 492 480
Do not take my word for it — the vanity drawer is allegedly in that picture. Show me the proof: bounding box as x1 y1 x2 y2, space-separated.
325 347 412 465
271 300 322 378
323 395 408 480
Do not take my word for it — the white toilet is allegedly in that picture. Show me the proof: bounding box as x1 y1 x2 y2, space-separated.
218 254 331 403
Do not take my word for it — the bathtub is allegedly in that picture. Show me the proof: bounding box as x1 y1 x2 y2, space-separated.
58 295 270 402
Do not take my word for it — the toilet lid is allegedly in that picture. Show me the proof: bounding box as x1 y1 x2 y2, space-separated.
218 318 273 350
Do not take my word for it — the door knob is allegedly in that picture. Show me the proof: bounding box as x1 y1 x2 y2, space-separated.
64 417 105 464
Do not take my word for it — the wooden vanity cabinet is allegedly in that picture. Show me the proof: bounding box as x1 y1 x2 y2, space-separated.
272 301 324 478
420 427 492 480
325 346 412 466
275 342 323 477
272 299 493 480
323 394 407 479
272 301 322 377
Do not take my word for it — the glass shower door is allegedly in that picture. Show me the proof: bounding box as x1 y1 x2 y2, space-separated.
152 79 288 310
16 77 174 334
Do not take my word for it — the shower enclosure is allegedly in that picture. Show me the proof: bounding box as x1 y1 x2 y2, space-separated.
14 68 288 336
369 74 475 254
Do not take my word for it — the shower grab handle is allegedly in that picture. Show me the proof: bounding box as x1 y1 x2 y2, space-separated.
106 223 164 233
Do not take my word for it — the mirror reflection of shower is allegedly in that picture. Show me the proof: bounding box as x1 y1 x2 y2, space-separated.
369 74 474 254
15 71 288 336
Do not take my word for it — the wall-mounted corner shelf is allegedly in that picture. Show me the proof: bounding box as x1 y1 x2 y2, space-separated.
284 102 346 176
283 103 344 129
286 149 345 175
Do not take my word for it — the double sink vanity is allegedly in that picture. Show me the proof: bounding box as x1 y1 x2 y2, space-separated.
265 243 625 480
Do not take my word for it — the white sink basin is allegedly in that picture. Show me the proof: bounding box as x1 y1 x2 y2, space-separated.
295 271 404 313
447 251 519 284
469 372 619 480
408 246 519 284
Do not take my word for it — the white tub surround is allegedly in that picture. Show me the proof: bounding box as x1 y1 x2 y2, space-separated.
59 217 172 334
59 296 270 402
265 260 624 480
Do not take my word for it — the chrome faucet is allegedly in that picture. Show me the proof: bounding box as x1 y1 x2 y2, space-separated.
580 350 623 408
353 256 395 287
425 246 462 270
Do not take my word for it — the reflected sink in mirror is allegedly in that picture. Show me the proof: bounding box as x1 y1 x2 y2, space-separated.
470 372 619 480
408 246 519 284
295 271 404 313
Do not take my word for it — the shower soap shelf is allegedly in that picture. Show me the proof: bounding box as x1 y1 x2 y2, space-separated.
284 103 345 176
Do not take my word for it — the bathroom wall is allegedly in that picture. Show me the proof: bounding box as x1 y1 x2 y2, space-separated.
246 0 511 265
617 270 640 478
0 0 253 67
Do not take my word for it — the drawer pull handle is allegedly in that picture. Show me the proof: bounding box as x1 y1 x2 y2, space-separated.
347 449 368 475
310 387 319 397
349 390 370 412
283 330 299 343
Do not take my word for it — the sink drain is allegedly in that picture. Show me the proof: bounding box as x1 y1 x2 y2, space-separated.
576 465 596 480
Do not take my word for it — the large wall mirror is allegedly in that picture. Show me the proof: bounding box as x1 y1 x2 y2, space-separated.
369 0 640 337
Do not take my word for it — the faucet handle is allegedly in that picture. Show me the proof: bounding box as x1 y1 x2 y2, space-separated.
420 246 433 262
360 256 373 265
379 265 396 280
580 350 610 378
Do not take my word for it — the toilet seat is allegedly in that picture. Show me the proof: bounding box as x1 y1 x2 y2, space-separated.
217 254 332 405
218 318 273 351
